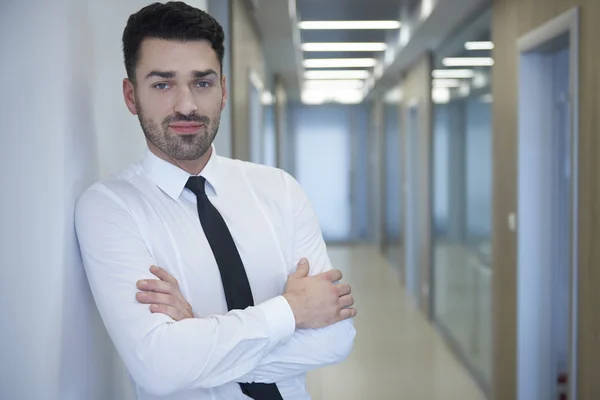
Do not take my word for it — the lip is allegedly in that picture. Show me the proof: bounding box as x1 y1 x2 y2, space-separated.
169 123 204 134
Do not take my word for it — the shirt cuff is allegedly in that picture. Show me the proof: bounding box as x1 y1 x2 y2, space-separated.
256 295 295 344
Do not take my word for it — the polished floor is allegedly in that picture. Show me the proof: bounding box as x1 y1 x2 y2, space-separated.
306 245 486 400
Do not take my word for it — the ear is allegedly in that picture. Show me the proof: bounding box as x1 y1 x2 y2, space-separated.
221 75 228 111
123 78 138 115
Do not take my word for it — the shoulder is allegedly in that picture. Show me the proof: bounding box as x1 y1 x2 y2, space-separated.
219 156 300 192
75 163 145 222
218 157 307 207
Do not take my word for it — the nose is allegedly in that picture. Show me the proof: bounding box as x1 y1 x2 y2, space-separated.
173 86 198 116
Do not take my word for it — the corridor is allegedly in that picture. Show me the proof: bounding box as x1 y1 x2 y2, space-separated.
306 245 485 400
3 0 599 398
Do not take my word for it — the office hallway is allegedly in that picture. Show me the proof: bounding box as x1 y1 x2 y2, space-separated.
306 245 485 400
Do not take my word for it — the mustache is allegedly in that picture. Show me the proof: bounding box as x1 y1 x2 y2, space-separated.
163 112 210 126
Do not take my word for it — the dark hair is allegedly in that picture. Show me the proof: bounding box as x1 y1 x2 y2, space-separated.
122 1 225 84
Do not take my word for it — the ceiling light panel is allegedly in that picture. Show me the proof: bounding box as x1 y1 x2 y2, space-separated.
432 87 451 104
465 41 495 50
301 89 364 105
432 69 475 79
302 43 387 52
303 58 377 68
442 57 495 67
304 70 370 80
299 21 401 30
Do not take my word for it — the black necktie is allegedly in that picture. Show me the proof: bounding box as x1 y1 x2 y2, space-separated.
186 176 284 400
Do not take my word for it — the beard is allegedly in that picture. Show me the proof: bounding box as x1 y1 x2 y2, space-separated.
135 102 221 161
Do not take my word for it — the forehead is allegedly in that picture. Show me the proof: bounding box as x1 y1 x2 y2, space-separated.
137 38 219 74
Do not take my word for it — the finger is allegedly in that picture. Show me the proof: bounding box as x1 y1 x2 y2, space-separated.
337 283 352 297
338 294 355 309
149 304 186 321
337 307 357 321
324 269 343 282
136 291 175 306
150 265 179 288
290 258 310 279
137 279 176 294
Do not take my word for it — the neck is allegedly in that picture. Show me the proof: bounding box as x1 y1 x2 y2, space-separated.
148 142 213 176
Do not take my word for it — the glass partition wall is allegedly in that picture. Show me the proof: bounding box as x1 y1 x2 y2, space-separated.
382 95 403 273
431 6 493 393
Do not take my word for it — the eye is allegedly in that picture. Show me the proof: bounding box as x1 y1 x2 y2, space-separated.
195 81 212 88
153 83 170 90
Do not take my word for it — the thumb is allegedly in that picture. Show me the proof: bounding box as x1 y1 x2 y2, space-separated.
289 258 310 279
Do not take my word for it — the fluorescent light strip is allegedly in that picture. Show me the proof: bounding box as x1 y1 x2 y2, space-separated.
302 42 387 52
302 97 325 105
303 58 377 68
301 89 364 105
299 20 401 30
465 41 495 50
304 70 370 80
442 57 494 67
432 87 451 104
432 69 475 79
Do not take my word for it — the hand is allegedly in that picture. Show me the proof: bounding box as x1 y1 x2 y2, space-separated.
136 265 194 321
283 259 356 329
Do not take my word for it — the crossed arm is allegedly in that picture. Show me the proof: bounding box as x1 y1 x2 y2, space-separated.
75 175 356 396
138 256 355 385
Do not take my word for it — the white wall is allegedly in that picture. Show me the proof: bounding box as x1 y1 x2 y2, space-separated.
0 1 115 398
0 0 208 399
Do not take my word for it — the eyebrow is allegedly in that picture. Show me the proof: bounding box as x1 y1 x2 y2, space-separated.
192 69 218 79
144 69 218 80
145 70 175 80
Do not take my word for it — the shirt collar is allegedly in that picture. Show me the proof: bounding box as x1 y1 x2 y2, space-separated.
142 145 221 200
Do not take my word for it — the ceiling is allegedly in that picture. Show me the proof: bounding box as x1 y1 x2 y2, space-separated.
432 8 492 67
295 0 409 103
297 0 404 55
296 0 404 79
248 0 492 103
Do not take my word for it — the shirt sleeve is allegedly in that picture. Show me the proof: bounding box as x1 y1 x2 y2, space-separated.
236 172 356 384
74 184 296 396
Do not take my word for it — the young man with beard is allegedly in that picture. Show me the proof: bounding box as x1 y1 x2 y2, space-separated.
74 2 356 399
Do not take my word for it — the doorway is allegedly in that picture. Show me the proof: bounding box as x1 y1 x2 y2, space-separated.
516 8 579 400
404 102 421 306
293 105 353 242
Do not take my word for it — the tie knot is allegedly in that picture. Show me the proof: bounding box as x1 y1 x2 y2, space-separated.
185 176 207 196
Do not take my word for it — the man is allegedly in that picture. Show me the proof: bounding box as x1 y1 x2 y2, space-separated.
74 2 356 399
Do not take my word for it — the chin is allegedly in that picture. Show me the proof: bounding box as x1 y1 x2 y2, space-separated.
172 146 210 161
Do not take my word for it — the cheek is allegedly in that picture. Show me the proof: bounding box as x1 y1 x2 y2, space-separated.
138 93 173 119
195 91 224 115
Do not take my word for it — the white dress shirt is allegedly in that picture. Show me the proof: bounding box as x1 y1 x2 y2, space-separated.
74 146 356 400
